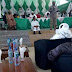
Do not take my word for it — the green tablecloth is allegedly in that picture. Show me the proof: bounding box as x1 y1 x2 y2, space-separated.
15 18 31 30
62 17 72 28
15 18 61 30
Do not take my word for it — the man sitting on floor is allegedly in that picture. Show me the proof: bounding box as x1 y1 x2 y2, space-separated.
31 16 41 34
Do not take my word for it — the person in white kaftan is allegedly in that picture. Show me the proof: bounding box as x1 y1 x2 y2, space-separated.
31 16 41 34
50 23 72 39
44 11 50 18
30 11 37 18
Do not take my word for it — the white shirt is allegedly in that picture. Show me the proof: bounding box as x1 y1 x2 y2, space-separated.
19 9 24 15
26 9 31 15
30 14 37 18
31 20 40 27
44 11 50 18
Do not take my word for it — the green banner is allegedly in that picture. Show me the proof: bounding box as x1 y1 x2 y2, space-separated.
5 0 11 10
23 1 28 11
30 1 36 11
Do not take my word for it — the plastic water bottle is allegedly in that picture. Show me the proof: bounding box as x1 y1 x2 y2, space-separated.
7 38 11 48
13 39 18 51
8 47 13 64
14 48 20 66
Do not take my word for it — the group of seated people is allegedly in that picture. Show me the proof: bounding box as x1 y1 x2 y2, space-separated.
61 10 72 17
0 11 16 30
0 8 72 31
16 7 72 18
14 7 50 19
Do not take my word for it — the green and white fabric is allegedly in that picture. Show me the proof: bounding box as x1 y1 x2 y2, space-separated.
58 0 72 16
27 17 65 23
1 0 50 15
15 18 61 30
1 0 62 16
1 0 72 16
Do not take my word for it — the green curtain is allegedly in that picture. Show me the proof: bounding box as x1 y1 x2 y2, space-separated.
44 19 50 28
45 0 50 10
14 1 21 11
62 17 72 28
23 1 28 11
30 1 36 11
38 0 43 15
4 0 11 10
58 2 70 12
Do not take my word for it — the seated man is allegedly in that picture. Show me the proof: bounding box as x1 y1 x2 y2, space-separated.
22 12 27 18
50 23 72 39
26 8 31 17
30 11 37 18
6 11 16 30
69 10 72 17
36 12 41 18
48 42 72 61
44 11 50 18
18 8 24 17
31 16 41 34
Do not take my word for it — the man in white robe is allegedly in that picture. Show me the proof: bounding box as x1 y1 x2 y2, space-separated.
31 16 41 34
44 11 50 18
26 8 31 17
18 8 24 18
50 23 72 39
30 11 37 18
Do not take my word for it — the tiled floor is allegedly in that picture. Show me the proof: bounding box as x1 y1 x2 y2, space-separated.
0 29 55 48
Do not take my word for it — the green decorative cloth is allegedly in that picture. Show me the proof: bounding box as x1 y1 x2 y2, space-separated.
62 17 72 28
22 1 28 11
58 2 70 12
14 1 21 11
4 0 11 10
30 1 36 11
45 0 50 10
15 18 31 30
1 0 61 15
38 0 43 16
39 19 44 29
57 19 61 27
15 18 62 30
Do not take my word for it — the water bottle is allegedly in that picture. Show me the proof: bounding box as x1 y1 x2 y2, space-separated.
7 38 11 48
8 47 13 64
14 48 20 66
13 39 18 51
